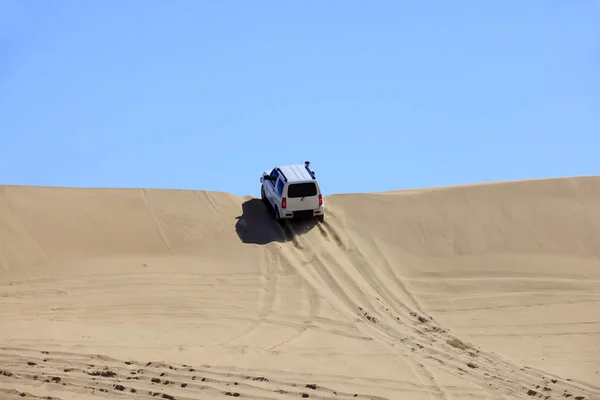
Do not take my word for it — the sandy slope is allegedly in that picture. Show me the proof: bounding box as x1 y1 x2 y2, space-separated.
1 177 599 400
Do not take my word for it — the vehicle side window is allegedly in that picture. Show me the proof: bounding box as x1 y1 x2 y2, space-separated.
276 179 284 196
269 169 279 184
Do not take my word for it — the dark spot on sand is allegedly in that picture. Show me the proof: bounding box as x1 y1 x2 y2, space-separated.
88 370 116 378
447 338 470 350
125 361 133 365
131 388 137 393
64 368 73 372
160 372 165 376
51 377 61 383
305 384 317 390
19 393 25 398
253 376 268 382
162 394 175 400
146 362 152 367
528 389 538 396
552 379 558 384
181 383 187 388
151 378 161 383
114 385 125 391
301 394 309 398
467 362 477 369
27 362 36 366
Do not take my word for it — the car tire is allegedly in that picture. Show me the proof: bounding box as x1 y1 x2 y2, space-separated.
261 187 267 205
316 215 324 223
273 205 282 224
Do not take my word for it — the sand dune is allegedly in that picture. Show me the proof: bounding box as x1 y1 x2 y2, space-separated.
1 177 599 400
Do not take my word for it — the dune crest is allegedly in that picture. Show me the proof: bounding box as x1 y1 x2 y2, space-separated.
1 177 599 400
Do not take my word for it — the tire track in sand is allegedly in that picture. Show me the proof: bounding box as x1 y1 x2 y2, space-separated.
279 222 449 400
0 345 492 400
308 218 600 400
140 189 173 254
212 244 278 348
268 270 321 351
266 220 322 351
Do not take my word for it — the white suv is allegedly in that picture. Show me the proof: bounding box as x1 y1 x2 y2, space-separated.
260 161 325 222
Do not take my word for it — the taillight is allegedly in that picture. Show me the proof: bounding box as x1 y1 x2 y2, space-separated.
282 197 286 208
318 194 323 206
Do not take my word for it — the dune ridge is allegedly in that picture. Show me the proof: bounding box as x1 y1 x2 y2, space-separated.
1 176 599 400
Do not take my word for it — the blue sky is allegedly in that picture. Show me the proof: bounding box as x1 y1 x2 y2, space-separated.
1 1 598 197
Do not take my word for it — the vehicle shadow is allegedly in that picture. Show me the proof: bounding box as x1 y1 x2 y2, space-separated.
235 198 318 245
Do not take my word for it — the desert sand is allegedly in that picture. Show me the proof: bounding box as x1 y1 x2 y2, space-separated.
1 176 599 400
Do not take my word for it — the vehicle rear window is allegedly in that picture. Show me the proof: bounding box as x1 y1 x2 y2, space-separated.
287 182 317 198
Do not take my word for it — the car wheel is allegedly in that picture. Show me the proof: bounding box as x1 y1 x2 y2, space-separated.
273 206 282 224
261 187 268 205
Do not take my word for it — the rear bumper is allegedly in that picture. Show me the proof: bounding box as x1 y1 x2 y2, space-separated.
280 206 324 220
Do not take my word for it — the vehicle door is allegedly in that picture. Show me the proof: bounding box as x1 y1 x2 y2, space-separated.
272 177 285 209
264 168 280 206
285 182 319 211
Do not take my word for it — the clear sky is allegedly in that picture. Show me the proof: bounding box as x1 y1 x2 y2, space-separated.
1 1 598 197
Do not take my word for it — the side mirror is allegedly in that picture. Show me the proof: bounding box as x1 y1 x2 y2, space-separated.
262 175 270 181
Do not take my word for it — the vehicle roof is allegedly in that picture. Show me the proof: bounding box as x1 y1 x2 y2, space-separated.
276 164 317 183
